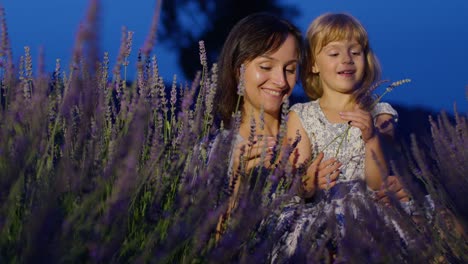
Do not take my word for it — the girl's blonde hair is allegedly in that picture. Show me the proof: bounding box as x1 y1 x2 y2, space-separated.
301 13 381 108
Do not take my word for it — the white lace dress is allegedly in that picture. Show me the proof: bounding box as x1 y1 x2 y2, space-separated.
294 99 398 184
270 99 399 261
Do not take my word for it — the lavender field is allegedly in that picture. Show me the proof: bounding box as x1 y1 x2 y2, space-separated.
0 2 466 263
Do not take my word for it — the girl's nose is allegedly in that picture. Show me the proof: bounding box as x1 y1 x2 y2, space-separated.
342 53 354 64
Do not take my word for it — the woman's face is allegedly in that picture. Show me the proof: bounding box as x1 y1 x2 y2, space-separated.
241 34 298 118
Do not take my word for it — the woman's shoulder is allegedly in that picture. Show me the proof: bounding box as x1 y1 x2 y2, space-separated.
213 129 243 144
207 129 242 161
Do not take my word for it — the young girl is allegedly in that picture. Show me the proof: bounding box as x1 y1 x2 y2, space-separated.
292 12 397 196
272 13 400 260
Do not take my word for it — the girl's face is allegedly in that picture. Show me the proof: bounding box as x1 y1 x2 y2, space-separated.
241 34 298 118
312 39 365 95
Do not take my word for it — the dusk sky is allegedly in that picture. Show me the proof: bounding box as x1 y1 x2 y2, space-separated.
2 0 467 113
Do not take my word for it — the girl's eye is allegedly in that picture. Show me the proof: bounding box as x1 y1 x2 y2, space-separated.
285 68 296 74
352 51 362 55
259 66 271 71
328 53 339 57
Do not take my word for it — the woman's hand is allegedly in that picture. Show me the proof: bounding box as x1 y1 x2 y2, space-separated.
302 152 341 197
232 135 277 172
339 105 375 143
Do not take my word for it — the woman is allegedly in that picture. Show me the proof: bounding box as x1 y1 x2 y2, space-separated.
212 12 303 238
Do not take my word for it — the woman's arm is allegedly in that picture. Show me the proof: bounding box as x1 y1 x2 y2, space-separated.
286 111 342 196
286 111 312 165
215 134 276 241
285 111 320 197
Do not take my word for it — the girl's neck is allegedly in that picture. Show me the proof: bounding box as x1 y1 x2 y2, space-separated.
319 93 356 124
319 92 356 112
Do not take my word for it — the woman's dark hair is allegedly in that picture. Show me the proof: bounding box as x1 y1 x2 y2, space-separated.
215 12 302 128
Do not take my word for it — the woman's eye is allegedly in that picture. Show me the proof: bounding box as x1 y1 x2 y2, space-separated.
259 66 271 71
285 68 296 74
352 51 362 55
328 53 339 57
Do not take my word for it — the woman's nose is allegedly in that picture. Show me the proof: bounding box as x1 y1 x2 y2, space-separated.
272 71 286 86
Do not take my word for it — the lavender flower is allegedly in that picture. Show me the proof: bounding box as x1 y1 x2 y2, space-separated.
112 27 130 78
0 6 13 72
0 3 464 263
204 64 217 134
232 64 246 122
170 75 178 128
237 64 246 97
141 0 162 56
199 40 207 67
369 78 411 110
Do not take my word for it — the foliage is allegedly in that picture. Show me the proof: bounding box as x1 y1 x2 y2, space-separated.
159 0 298 78
0 2 467 263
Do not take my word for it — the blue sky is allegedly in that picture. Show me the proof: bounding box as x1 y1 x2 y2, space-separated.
2 0 467 113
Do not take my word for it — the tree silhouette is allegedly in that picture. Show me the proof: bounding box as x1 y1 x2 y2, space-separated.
160 0 299 79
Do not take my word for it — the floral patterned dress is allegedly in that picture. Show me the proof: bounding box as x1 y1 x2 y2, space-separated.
270 99 399 261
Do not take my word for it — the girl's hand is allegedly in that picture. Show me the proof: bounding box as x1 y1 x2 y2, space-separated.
339 105 375 143
233 135 277 171
303 152 341 194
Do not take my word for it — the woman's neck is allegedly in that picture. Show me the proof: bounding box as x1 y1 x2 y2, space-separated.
238 112 280 139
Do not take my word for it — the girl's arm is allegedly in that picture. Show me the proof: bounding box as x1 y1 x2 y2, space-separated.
374 113 412 204
340 107 395 190
364 113 397 190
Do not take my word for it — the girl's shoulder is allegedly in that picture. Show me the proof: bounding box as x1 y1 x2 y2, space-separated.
290 100 320 114
371 102 399 122
289 101 322 132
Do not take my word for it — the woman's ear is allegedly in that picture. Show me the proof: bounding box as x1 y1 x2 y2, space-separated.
312 63 319 74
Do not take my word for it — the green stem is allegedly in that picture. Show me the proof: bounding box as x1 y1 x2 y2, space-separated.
334 125 351 157
234 95 242 115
